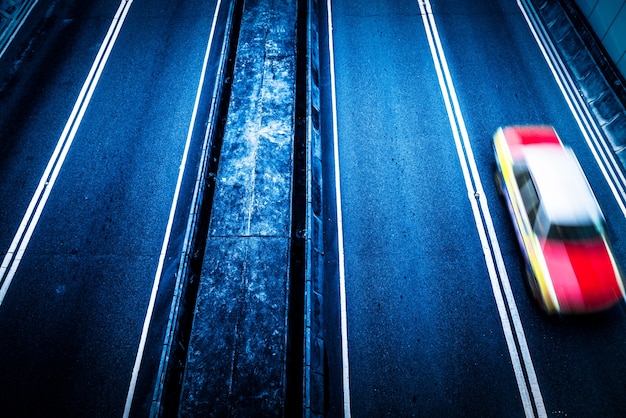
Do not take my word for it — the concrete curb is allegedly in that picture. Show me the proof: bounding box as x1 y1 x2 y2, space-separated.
303 0 325 415
0 0 38 58
530 0 626 164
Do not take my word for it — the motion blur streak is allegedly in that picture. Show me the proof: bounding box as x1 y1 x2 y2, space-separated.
326 0 352 416
417 1 546 416
0 0 134 306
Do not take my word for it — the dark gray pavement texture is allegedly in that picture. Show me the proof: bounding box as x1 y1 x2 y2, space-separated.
178 0 297 416
327 1 525 415
1 0 626 415
0 0 221 416
328 0 626 416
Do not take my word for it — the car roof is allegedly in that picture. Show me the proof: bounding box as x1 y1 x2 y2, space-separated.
522 144 603 225
503 125 561 147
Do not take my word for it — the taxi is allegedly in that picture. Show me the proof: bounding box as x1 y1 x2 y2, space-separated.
493 126 624 314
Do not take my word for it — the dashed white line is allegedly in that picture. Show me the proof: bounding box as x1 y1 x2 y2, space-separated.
0 0 135 306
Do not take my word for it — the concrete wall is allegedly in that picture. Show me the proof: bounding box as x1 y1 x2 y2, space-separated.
574 0 626 78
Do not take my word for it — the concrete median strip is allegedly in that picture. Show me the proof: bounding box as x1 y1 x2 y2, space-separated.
178 0 300 415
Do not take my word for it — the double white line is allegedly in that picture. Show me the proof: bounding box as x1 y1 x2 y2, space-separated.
0 0 134 306
418 1 546 417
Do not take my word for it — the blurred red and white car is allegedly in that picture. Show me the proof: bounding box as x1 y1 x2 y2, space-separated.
493 125 624 314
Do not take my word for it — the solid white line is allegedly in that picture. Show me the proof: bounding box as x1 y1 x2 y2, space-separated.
0 0 134 306
122 1 222 416
516 0 626 218
418 1 546 417
326 0 351 416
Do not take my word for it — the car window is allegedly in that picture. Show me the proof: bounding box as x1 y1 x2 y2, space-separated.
547 223 602 241
514 164 540 226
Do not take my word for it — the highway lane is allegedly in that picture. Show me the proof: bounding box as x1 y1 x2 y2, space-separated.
325 0 626 415
0 0 220 415
327 0 523 415
432 0 626 415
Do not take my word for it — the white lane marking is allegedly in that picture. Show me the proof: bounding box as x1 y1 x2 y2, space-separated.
517 0 626 218
418 1 546 417
0 0 39 59
0 0 134 306
326 0 351 416
122 1 222 416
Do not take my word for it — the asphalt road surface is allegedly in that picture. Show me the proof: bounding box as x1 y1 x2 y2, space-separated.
3 0 626 416
322 0 626 416
0 0 221 415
